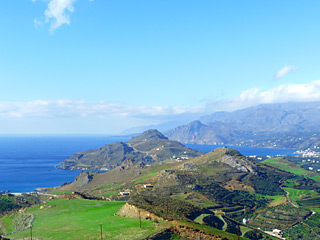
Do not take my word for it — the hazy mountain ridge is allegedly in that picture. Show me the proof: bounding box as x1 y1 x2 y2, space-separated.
166 101 320 149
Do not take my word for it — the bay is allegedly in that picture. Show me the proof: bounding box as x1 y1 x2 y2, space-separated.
0 136 295 193
0 136 129 193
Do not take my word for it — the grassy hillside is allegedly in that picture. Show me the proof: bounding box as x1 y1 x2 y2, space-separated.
4 199 169 240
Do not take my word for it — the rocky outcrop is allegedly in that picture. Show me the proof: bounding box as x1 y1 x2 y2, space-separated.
145 228 174 240
72 171 95 188
191 147 258 174
180 163 199 171
174 225 224 240
117 203 163 221
119 159 145 171
208 147 257 174
145 226 224 240
218 154 257 173
11 213 34 235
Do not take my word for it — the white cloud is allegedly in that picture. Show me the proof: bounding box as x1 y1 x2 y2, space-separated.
33 0 92 32
44 0 76 31
274 65 298 80
209 80 320 112
0 100 203 120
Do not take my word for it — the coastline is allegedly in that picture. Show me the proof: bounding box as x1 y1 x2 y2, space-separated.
0 136 297 193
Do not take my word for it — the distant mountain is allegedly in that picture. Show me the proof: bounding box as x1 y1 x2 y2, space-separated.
121 120 189 135
200 102 320 133
58 129 201 170
166 102 320 149
165 120 238 144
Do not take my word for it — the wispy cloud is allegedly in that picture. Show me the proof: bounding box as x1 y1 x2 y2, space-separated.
0 100 203 120
209 80 320 112
45 0 76 31
274 65 298 80
33 0 93 32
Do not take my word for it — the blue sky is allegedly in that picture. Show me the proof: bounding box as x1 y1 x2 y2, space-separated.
1 0 320 134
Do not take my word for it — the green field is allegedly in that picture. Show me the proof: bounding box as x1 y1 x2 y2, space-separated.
133 165 168 183
5 199 169 240
47 190 72 195
262 158 320 183
284 187 319 202
171 192 217 208
268 194 287 206
0 213 15 235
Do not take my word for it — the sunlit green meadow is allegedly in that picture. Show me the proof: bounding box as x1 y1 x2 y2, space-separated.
6 199 169 240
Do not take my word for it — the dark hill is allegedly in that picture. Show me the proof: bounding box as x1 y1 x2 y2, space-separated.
58 129 201 170
128 129 168 143
58 141 153 171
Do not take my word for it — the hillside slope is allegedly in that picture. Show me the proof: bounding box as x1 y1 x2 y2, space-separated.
55 146 320 239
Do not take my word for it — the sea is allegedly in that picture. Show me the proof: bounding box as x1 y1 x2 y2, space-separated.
0 136 296 193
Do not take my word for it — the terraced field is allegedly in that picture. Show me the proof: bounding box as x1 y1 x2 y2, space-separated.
262 158 320 183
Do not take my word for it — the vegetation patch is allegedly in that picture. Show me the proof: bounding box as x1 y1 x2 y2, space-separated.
12 213 34 233
284 187 318 201
128 192 209 221
134 168 164 183
194 213 211 224
0 213 16 235
267 195 287 207
0 193 40 215
171 192 217 208
0 196 19 213
249 204 311 230
285 213 320 240
243 229 264 239
202 214 225 230
198 182 268 209
47 190 72 195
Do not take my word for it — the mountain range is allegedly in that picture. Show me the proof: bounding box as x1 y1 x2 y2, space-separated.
166 101 320 149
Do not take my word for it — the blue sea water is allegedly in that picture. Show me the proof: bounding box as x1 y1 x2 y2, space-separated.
0 136 129 193
0 136 296 193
